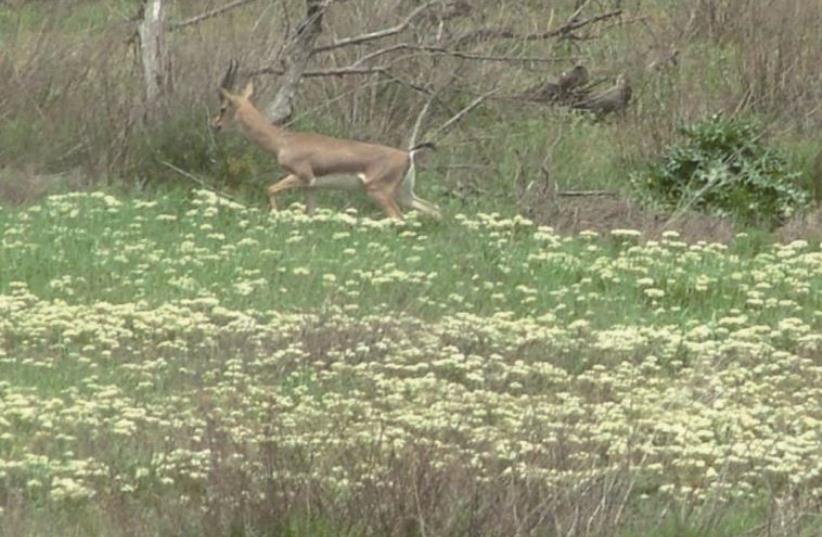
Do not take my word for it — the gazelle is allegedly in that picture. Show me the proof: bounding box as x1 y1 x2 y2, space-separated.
210 60 441 220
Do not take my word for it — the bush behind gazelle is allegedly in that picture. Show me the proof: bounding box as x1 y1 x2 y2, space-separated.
631 114 811 228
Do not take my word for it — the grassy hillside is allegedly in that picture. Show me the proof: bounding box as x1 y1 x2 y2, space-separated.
1 191 821 536
1 1 822 535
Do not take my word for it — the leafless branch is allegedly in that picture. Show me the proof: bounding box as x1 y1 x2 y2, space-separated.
170 0 260 31
409 85 439 149
436 49 574 64
279 77 386 128
251 43 578 78
455 9 622 47
248 65 388 77
428 88 499 142
379 70 434 96
592 15 649 35
247 44 412 77
248 43 573 79
350 43 412 67
569 0 592 23
354 42 576 64
313 0 440 53
160 161 247 206
557 190 619 197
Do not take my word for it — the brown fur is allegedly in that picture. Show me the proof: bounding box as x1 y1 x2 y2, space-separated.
212 80 440 220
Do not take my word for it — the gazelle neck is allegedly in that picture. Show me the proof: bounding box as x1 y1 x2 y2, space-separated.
235 101 288 155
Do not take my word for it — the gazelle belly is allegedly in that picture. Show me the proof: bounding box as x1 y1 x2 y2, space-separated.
311 173 366 191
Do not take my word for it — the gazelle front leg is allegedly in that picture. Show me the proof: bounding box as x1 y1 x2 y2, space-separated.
267 174 302 211
292 167 318 215
304 190 317 215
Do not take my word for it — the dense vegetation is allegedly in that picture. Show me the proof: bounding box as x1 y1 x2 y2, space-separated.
632 114 811 228
1 1 821 536
1 0 820 224
1 191 821 536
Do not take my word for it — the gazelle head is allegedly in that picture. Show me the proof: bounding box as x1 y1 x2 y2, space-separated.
210 59 254 132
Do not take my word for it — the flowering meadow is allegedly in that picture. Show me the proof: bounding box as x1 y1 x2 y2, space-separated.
1 190 821 536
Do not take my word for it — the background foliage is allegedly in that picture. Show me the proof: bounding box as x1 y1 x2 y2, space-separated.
1 2 822 535
1 0 820 232
633 114 810 228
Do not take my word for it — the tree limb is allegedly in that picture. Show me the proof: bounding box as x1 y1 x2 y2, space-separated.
170 0 260 31
455 9 622 47
313 0 440 53
247 42 574 79
249 65 389 77
409 93 436 149
160 161 247 206
352 42 576 64
428 88 499 142
138 0 170 107
264 0 325 123
557 190 619 197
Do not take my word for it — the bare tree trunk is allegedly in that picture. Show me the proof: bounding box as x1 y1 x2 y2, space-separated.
138 0 171 108
264 0 324 124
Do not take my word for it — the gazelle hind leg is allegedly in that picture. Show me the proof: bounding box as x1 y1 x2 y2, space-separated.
366 182 403 219
409 196 442 219
396 177 441 219
370 191 403 219
395 162 441 219
364 165 409 220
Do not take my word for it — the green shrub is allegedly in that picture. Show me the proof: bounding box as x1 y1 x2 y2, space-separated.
632 114 810 228
125 107 274 199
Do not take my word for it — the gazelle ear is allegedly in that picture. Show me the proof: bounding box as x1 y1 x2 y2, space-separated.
219 88 240 106
241 81 254 99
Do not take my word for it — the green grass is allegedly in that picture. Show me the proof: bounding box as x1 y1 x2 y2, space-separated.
2 190 818 326
1 190 820 536
1 0 822 533
0 0 132 47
